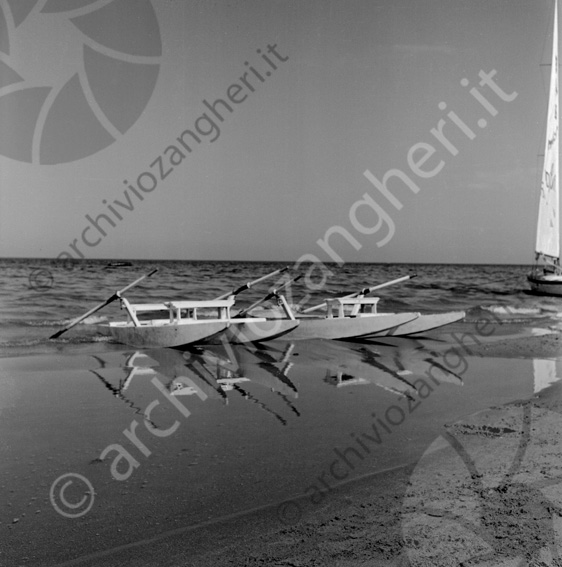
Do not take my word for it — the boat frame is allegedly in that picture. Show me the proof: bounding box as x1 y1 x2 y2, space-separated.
268 293 465 339
270 294 421 340
107 296 299 348
105 286 464 348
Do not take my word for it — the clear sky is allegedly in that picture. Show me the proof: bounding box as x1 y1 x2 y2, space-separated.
0 0 557 264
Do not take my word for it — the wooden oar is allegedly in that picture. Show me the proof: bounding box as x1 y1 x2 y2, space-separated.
49 269 158 339
347 273 417 298
214 266 289 300
300 274 417 314
235 275 302 318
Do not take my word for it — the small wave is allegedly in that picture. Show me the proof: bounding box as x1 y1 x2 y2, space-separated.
412 283 515 296
0 333 113 350
481 306 542 316
90 335 113 343
10 315 109 327
462 304 555 326
0 337 45 348
5 318 68 328
82 315 108 325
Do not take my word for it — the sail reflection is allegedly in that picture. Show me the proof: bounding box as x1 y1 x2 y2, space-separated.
533 358 562 393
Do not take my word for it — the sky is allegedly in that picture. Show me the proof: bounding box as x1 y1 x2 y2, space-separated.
0 0 557 264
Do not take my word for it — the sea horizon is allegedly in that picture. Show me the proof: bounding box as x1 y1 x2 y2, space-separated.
0 256 537 267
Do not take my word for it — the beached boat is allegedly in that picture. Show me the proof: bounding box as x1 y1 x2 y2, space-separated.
261 294 421 340
293 299 465 339
107 297 300 348
49 268 299 348
289 275 465 338
49 269 462 348
109 293 425 347
528 0 562 295
229 275 422 341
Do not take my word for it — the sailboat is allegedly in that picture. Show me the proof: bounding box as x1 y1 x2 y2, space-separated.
528 0 562 295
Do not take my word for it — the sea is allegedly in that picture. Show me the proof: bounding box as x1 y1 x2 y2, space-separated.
2 258 562 565
2 258 562 356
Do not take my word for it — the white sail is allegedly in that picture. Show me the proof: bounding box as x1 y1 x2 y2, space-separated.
536 0 559 260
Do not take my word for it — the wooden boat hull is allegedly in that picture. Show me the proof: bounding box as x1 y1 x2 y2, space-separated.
206 319 300 344
281 312 419 341
527 273 562 296
107 318 299 348
108 320 229 348
368 311 466 337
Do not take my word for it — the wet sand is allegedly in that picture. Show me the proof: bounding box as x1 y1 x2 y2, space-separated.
36 329 562 567
183 334 562 567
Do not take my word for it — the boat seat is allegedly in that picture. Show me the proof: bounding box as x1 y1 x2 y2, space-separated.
128 303 173 312
165 299 235 309
120 297 235 327
325 296 380 318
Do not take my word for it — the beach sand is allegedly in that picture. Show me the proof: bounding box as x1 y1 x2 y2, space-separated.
45 330 562 567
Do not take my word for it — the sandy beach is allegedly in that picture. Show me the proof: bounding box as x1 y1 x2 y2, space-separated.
5 326 556 567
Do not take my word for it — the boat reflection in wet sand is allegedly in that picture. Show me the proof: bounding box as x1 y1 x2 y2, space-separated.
88 339 463 425
293 339 463 399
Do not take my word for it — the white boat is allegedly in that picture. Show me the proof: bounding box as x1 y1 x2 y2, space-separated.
266 295 421 341
258 293 464 340
49 268 302 349
107 297 299 348
50 269 462 348
289 275 464 338
528 0 562 295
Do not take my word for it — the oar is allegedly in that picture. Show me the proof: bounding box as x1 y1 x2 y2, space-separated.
347 273 417 298
214 266 289 300
235 275 302 318
300 274 417 314
49 269 158 339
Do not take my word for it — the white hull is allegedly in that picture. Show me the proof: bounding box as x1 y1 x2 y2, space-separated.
106 312 422 346
206 318 300 344
368 311 466 337
108 319 229 348
105 294 303 348
108 317 300 348
281 312 419 341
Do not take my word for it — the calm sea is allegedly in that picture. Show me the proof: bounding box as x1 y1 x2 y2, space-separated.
1 258 560 356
